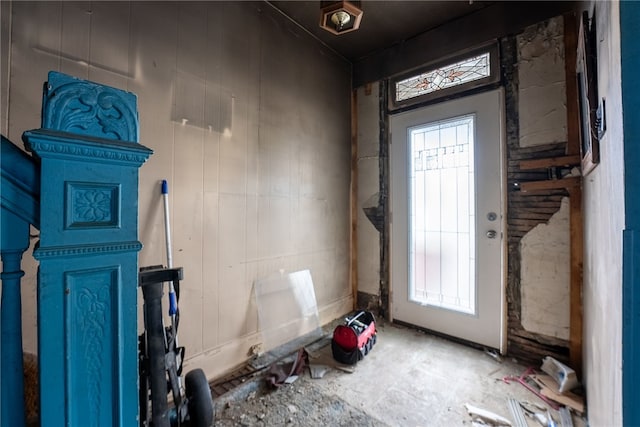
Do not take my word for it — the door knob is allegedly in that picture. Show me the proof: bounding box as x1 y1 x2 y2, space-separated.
486 230 497 239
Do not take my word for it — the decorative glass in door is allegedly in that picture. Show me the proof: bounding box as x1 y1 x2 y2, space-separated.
408 114 476 314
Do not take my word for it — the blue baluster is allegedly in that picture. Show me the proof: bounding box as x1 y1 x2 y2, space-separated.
1 210 30 427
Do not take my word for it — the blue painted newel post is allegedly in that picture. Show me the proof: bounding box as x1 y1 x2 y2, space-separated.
23 72 152 426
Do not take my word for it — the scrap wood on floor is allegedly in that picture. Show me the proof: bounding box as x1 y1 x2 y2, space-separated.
504 364 583 403
466 403 513 426
498 356 586 427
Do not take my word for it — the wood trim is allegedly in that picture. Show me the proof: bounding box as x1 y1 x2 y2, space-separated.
564 13 580 156
568 185 583 376
350 89 358 310
518 176 581 192
519 155 581 170
565 12 584 375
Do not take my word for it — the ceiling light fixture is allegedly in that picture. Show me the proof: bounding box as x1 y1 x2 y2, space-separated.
319 1 363 35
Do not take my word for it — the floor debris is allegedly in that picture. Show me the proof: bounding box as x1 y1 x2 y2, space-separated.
503 367 560 410
309 364 330 379
465 403 512 426
540 356 579 394
284 375 299 384
530 374 584 414
485 349 503 363
506 398 528 427
335 365 356 374
266 348 308 387
558 407 574 427
213 324 590 426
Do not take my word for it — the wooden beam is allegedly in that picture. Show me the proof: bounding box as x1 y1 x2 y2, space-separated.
518 176 581 193
519 155 581 170
568 185 583 376
350 89 358 310
564 13 581 156
565 13 584 375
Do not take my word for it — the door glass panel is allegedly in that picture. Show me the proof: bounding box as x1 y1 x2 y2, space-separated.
408 114 476 314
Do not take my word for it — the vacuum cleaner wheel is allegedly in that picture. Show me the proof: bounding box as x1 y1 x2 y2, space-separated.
185 369 214 427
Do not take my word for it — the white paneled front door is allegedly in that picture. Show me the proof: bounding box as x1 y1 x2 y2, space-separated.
390 89 506 351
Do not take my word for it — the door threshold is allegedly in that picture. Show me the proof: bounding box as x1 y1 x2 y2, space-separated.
392 319 501 355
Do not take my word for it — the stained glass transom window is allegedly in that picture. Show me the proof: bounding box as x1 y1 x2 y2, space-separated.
395 53 491 102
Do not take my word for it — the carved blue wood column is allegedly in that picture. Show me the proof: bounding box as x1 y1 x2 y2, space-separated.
23 72 152 427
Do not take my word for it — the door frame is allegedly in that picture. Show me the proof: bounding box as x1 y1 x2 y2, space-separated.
388 88 508 353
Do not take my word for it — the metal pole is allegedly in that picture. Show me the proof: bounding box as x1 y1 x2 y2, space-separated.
161 180 178 324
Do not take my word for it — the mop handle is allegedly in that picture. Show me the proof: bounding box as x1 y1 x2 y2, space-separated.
162 180 178 316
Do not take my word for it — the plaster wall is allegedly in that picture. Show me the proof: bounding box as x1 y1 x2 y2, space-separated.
518 16 568 148
582 1 624 424
356 83 380 297
520 197 570 340
4 1 352 378
515 16 572 346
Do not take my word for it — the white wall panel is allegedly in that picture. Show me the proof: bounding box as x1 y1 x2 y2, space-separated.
88 2 131 82
217 193 249 344
219 132 248 196
202 191 220 350
244 262 260 335
59 1 90 80
7 1 351 379
176 3 207 80
8 2 61 140
173 124 205 293
131 2 178 270
245 194 259 272
268 196 292 255
172 125 205 357
295 198 316 253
